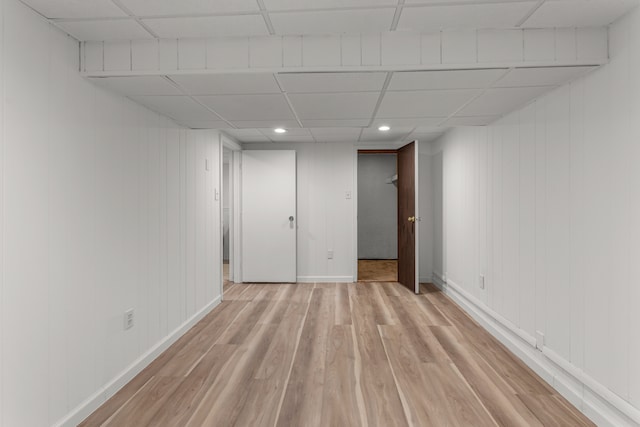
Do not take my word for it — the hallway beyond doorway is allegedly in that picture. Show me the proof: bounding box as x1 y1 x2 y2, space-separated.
358 259 398 282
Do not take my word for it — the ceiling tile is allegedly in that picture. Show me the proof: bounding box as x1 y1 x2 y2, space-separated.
118 0 260 16
265 128 315 142
377 89 480 118
388 69 507 91
236 136 275 143
301 119 370 127
288 92 380 120
264 0 396 10
90 76 182 96
270 9 394 35
360 127 413 142
143 15 269 38
373 117 445 127
22 0 126 19
197 94 295 121
442 116 498 126
310 127 362 142
522 0 637 28
130 95 222 121
413 125 443 133
493 66 597 88
397 2 536 31
224 129 265 138
170 74 281 95
230 120 301 129
278 72 387 93
56 19 152 41
457 86 551 116
177 120 231 129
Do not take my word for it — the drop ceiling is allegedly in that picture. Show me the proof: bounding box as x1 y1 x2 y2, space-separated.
22 0 639 41
91 66 596 143
20 0 636 144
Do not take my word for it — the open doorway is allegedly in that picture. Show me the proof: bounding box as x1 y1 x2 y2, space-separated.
357 150 398 282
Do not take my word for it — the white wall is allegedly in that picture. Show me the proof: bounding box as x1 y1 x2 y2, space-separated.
0 1 222 426
244 141 433 283
431 7 640 426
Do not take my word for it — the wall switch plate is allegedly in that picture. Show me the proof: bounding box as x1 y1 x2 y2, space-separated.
327 250 334 259
124 309 134 330
215 189 219 201
479 275 485 289
345 191 352 199
535 331 545 350
205 158 210 171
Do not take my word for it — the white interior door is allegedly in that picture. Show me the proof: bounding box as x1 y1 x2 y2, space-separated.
242 150 297 283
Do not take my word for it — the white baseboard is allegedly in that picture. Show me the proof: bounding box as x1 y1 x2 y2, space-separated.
296 275 354 283
432 274 640 427
54 295 222 427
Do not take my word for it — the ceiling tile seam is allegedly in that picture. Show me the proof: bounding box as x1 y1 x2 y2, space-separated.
16 0 52 21
403 0 539 9
390 0 405 32
515 0 546 28
111 0 159 38
162 76 237 128
266 5 398 14
441 67 513 123
256 0 276 35
50 5 402 23
257 129 276 143
272 74 304 128
367 71 394 128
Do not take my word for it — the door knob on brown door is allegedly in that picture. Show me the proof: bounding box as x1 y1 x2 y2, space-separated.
408 216 416 222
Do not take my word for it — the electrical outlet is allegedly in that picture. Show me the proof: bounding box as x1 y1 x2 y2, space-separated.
124 309 134 330
327 250 334 259
535 331 545 350
479 274 485 289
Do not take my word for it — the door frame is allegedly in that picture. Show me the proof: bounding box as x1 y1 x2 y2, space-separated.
352 141 420 290
220 133 242 299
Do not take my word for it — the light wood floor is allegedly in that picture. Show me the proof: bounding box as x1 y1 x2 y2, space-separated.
358 259 398 282
80 282 594 427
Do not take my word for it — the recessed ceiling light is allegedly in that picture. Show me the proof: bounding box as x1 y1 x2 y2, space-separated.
274 128 287 134
378 125 391 132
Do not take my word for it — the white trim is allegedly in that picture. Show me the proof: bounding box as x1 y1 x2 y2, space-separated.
296 276 354 283
432 274 640 427
54 296 222 427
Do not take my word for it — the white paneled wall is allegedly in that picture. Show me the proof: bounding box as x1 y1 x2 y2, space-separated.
244 141 433 283
81 28 609 75
432 7 640 425
0 1 222 426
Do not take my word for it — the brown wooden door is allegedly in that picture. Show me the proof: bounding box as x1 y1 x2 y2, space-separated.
397 141 417 293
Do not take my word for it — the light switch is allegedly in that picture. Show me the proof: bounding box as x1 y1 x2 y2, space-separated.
345 191 352 199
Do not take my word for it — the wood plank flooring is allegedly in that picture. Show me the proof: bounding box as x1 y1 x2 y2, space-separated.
79 282 594 427
358 259 398 282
